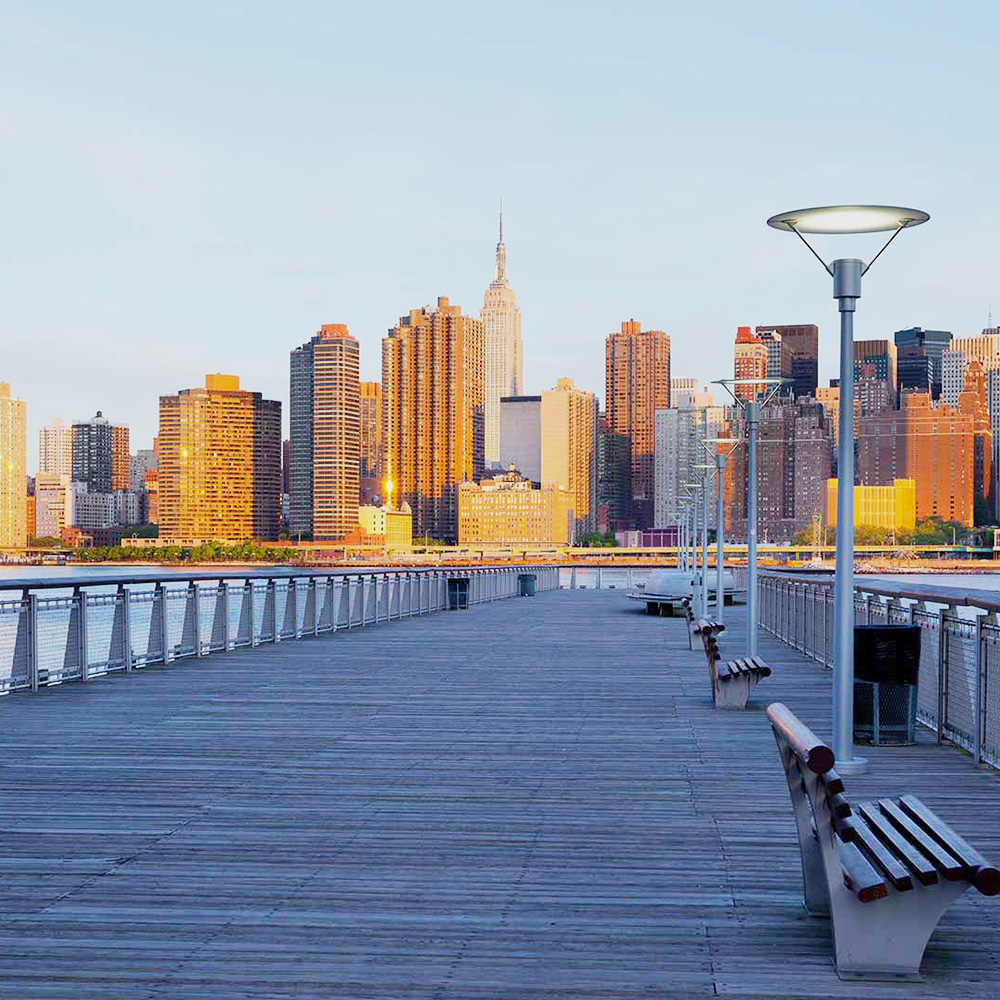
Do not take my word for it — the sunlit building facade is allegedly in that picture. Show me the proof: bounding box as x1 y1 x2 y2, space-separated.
825 479 916 532
111 424 130 491
481 213 522 467
605 319 671 529
39 418 72 477
360 381 382 503
289 325 361 542
383 297 484 542
0 383 27 549
158 374 282 543
458 469 574 545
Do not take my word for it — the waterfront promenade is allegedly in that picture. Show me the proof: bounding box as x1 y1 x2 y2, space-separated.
1 588 999 998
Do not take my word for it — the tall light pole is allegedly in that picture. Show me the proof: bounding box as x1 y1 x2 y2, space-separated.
713 378 788 658
701 438 740 624
683 483 702 614
694 463 715 616
767 204 929 775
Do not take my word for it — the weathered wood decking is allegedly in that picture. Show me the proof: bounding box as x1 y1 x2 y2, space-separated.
1 588 999 998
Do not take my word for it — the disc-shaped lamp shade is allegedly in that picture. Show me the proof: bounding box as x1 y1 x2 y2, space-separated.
767 205 929 234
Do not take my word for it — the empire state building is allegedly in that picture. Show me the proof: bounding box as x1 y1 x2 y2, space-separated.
480 209 523 466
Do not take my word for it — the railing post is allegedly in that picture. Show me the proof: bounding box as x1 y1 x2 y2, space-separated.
310 578 320 636
975 613 985 767
120 584 133 672
247 580 258 647
191 582 203 657
157 582 170 663
938 604 955 743
76 587 89 680
219 581 230 651
24 589 38 692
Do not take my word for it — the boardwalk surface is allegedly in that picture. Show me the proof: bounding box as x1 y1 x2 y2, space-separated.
1 588 999 998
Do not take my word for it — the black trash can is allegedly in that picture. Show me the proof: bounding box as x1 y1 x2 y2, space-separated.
853 624 921 745
447 578 470 611
518 573 537 597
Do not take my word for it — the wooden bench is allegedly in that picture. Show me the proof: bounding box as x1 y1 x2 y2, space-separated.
767 702 1000 980
695 620 771 709
681 599 694 649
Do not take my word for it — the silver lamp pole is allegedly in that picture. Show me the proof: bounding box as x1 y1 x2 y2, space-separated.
714 378 789 658
694 463 715 617
683 483 702 615
767 204 929 775
701 438 740 624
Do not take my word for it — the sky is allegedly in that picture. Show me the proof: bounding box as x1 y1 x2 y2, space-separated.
3 1 1000 470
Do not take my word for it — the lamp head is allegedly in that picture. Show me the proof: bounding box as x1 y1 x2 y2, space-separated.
767 205 929 234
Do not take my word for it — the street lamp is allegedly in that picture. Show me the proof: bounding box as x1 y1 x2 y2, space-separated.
682 483 702 614
713 378 789 658
694 463 715 616
701 437 740 623
767 203 929 775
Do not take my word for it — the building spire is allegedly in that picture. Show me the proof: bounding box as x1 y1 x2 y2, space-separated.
493 198 507 285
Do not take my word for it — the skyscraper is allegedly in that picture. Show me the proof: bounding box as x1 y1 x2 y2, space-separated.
894 327 952 401
605 319 671 529
0 383 27 549
540 378 598 535
111 425 130 491
289 325 361 542
755 324 820 399
158 374 282 543
942 332 1000 406
34 473 73 539
72 412 113 493
499 395 542 482
853 340 897 415
383 297 484 542
359 381 382 503
39 418 72 477
733 326 768 400
725 400 832 541
481 209 523 467
654 403 724 529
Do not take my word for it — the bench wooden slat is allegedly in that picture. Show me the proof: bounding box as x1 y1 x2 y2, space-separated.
818 768 844 796
834 814 859 844
840 839 889 903
878 799 965 881
827 792 852 820
851 813 914 892
857 802 939 885
748 656 772 677
766 703 835 774
899 795 1000 896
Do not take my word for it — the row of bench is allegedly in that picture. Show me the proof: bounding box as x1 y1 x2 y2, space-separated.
682 600 772 709
666 598 999 980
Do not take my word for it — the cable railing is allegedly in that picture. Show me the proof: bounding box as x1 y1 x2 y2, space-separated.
759 571 1000 771
0 565 559 696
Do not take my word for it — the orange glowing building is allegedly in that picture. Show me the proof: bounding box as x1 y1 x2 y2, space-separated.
158 374 282 543
382 297 484 542
111 424 130 491
605 319 671 529
360 381 382 504
733 326 768 400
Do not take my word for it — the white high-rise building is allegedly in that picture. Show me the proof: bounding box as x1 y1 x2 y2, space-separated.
654 404 724 530
481 207 523 467
39 418 73 477
34 473 74 539
942 333 1000 406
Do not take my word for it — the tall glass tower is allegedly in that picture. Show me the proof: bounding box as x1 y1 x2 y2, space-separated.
481 206 523 467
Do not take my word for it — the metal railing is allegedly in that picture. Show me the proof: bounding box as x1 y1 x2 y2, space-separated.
0 565 558 697
759 571 1000 770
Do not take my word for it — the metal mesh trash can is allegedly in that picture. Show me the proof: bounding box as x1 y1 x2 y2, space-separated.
447 578 469 611
518 573 537 597
853 624 920 745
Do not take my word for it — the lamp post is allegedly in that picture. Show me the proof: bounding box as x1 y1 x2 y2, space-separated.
713 378 789 658
694 463 715 616
683 483 702 614
767 204 929 775
701 438 740 624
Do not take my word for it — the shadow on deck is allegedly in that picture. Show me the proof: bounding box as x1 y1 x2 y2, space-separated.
0 589 998 998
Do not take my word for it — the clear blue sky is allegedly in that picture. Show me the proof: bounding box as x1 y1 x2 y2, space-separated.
3 1 999 469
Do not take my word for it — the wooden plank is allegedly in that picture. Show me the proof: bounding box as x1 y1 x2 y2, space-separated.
878 799 966 880
899 794 1000 895
839 839 889 903
851 813 914 891
856 801 939 885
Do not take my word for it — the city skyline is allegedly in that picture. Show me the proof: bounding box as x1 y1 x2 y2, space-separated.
5 4 1000 469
